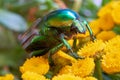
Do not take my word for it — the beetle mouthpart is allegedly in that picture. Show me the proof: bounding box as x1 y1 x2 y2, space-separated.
78 29 86 34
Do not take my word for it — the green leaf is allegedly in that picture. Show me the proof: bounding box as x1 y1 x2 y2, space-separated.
113 25 120 34
0 9 27 32
101 0 111 6
108 73 120 80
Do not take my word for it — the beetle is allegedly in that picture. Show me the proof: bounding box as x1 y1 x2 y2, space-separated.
19 9 95 63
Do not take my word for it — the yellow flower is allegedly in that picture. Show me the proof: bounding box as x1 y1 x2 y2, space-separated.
83 77 97 80
58 65 72 75
110 1 120 9
58 58 95 77
71 58 95 77
97 1 112 17
97 0 120 24
52 50 76 66
52 74 82 80
22 71 49 80
96 31 116 41
112 5 120 24
20 56 49 75
89 20 101 35
102 52 120 74
78 40 106 58
104 36 120 53
0 74 14 80
97 13 114 30
102 36 120 74
52 74 97 80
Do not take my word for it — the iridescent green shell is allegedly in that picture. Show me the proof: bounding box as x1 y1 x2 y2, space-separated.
44 9 80 27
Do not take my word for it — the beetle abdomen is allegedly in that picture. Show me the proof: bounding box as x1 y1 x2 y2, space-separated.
44 9 80 27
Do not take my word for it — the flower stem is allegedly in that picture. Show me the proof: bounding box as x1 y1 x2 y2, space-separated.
94 59 103 80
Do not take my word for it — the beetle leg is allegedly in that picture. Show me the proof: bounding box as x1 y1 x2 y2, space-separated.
60 33 83 59
83 20 96 41
48 43 63 65
73 36 78 52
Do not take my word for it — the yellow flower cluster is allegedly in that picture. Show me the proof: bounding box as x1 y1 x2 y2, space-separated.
20 52 96 80
0 74 14 80
72 58 95 77
104 36 120 53
77 35 120 74
102 52 120 74
52 74 82 80
96 31 116 41
52 74 97 80
19 36 120 79
22 71 49 80
98 1 120 24
59 58 95 77
20 56 49 75
20 56 49 80
102 36 120 74
78 40 106 58
87 1 120 41
52 50 76 66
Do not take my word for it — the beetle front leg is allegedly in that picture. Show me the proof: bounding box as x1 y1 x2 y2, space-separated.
83 20 96 41
60 33 83 59
48 43 63 65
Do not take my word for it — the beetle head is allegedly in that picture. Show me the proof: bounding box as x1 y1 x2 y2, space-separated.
71 20 86 34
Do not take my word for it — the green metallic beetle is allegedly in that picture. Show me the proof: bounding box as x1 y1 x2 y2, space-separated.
19 9 95 63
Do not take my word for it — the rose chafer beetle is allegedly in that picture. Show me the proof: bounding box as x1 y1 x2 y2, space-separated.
19 9 95 63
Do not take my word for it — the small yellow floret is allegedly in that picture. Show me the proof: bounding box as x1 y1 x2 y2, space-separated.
52 50 76 66
104 36 120 53
58 65 72 75
22 71 48 80
78 40 106 58
52 74 82 80
102 36 120 74
72 58 95 77
98 13 114 30
97 2 112 17
96 31 116 41
102 52 120 74
20 56 49 75
112 5 120 24
89 20 101 35
83 77 97 80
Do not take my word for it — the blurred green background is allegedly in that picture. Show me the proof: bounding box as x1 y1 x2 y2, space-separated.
0 0 111 79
